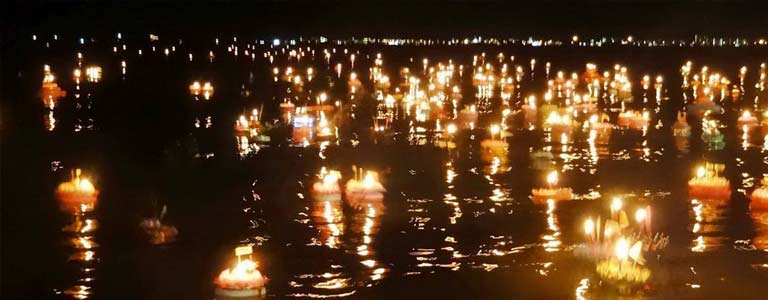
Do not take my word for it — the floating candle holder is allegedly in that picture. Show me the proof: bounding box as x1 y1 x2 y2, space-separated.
531 171 573 203
56 169 98 212
617 110 649 130
214 258 267 299
312 168 342 202
737 110 759 130
672 112 691 137
345 170 385 209
750 177 768 210
688 165 730 199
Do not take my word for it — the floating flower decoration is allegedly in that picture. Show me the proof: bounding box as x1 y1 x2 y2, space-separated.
214 259 268 298
688 165 730 200
531 170 573 203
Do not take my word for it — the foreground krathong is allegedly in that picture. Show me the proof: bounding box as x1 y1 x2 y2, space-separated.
215 246 268 299
579 198 668 292
56 169 98 213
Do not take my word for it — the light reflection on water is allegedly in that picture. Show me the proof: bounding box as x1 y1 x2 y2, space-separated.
10 35 768 299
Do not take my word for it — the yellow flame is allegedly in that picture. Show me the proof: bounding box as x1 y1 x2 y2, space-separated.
546 171 559 186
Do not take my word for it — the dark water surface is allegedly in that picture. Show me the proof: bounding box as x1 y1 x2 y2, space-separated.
2 37 768 299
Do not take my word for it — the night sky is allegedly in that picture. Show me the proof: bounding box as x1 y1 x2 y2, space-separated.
4 1 768 39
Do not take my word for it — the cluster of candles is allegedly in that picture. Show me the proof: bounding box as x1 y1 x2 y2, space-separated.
243 43 768 162
214 246 268 299
344 168 386 209
189 81 215 100
56 168 100 298
688 164 731 200
41 65 67 109
531 170 573 203
56 169 98 213
616 110 650 130
581 198 665 286
310 167 386 210
312 167 342 201
682 62 732 110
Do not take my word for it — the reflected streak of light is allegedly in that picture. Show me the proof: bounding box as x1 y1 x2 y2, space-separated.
83 250 95 261
692 236 706 252
313 278 349 290
691 198 705 252
490 156 500 175
575 278 589 300
80 219 95 233
64 285 91 299
542 199 561 252
490 188 504 202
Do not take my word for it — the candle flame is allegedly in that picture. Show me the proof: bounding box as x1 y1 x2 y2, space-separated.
546 171 559 186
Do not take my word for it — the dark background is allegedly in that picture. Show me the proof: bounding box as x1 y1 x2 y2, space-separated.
3 1 768 39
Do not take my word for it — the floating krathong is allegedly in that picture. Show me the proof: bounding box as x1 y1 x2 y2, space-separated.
56 169 98 212
595 238 651 286
41 66 66 108
457 105 478 128
544 111 573 140
521 96 537 128
279 101 296 123
701 117 725 149
616 110 649 130
737 110 759 131
588 114 612 144
345 169 385 209
291 111 314 146
761 111 768 134
214 256 267 299
139 206 178 245
315 112 337 142
531 171 573 203
750 176 768 210
312 168 341 202
140 218 178 245
235 115 251 133
480 124 508 161
85 66 102 83
688 165 730 200
672 112 691 137
190 81 214 100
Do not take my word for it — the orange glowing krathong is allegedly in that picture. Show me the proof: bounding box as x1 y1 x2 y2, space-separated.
345 169 385 210
588 114 613 145
595 238 651 284
688 164 730 200
737 110 759 130
214 259 268 296
750 176 768 210
531 170 573 203
616 110 649 130
189 81 214 100
41 67 66 108
312 168 342 202
56 169 98 212
480 124 508 162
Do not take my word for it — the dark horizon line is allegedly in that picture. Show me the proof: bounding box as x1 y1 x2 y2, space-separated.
5 1 768 38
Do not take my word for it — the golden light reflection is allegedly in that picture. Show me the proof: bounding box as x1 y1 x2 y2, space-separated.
541 199 561 252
